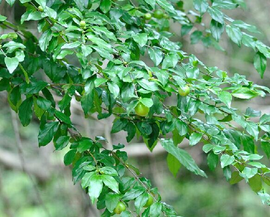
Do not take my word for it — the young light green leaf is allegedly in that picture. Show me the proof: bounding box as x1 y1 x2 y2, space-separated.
133 33 148 47
4 57 19 74
218 91 232 107
88 173 103 203
189 132 202 146
220 154 235 168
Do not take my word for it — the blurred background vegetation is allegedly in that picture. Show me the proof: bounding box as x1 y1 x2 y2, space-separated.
1 1 270 216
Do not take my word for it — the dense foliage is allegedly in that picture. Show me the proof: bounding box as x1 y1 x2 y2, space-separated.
1 0 270 216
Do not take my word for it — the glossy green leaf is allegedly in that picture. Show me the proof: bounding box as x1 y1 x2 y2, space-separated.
189 132 202 146
161 139 207 177
100 0 111 13
207 152 218 171
55 136 70 150
148 47 163 66
38 122 59 146
39 29 53 51
101 175 119 193
18 97 33 126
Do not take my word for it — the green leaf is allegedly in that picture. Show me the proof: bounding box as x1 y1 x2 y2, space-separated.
81 172 95 188
100 0 111 13
101 175 119 193
77 139 93 153
212 0 237 9
6 0 15 6
260 114 270 124
232 87 259 99
111 119 128 134
241 167 258 181
54 110 72 125
175 120 188 136
181 24 193 36
193 0 208 14
162 52 179 68
254 52 267 78
156 0 175 13
226 25 242 46
4 57 19 74
99 167 118 176
18 97 33 126
38 122 59 146
189 132 202 146
64 149 76 165
190 31 202 44
0 15 7 22
88 173 103 203
261 141 270 159
207 152 218 171
39 29 53 51
86 34 112 51
167 153 181 177
148 47 163 66
35 0 46 8
230 171 244 185
134 192 149 213
56 50 74 59
105 193 121 213
149 202 162 217
249 174 262 192
207 7 224 24
137 79 159 91
134 33 148 47
37 97 51 110
218 91 232 107
55 136 70 150
3 41 25 53
220 154 235 168
108 82 120 99
140 98 153 107
144 0 156 9
245 122 259 141
210 19 224 42
122 186 145 201
161 139 207 177
22 81 48 95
